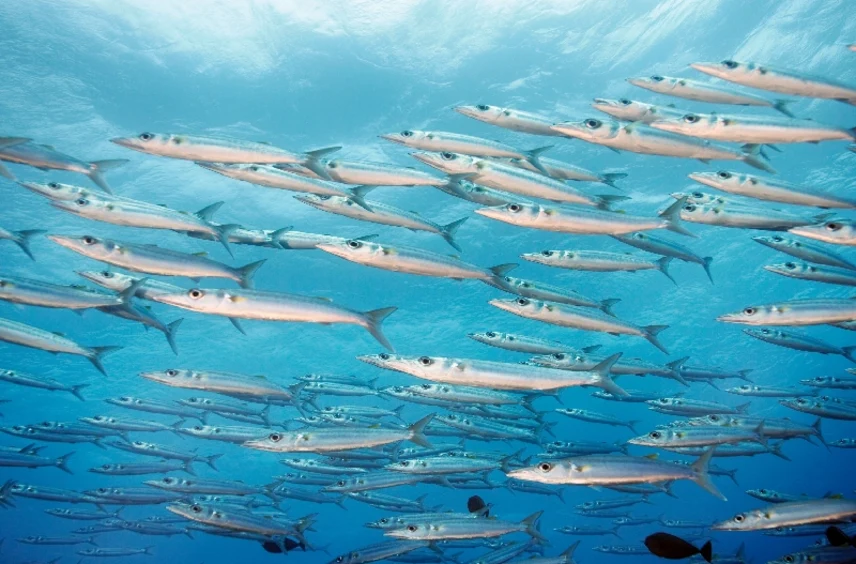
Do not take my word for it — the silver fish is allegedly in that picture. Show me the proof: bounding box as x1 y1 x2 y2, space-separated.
718 299 856 326
692 171 856 209
627 74 792 114
522 249 674 283
467 331 593 355
455 104 562 136
652 112 854 144
0 227 45 260
790 219 856 246
726 383 816 398
593 97 688 123
385 511 546 541
319 159 445 186
613 232 712 282
743 328 856 361
712 498 856 530
0 139 126 192
140 368 299 402
753 235 856 270
89 460 194 476
0 368 87 401
106 439 222 469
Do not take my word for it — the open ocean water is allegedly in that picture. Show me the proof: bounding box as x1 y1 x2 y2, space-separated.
0 1 855 563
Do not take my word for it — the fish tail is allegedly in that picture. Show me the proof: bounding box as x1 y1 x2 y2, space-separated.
841 345 856 363
772 100 794 117
600 172 628 188
392 404 405 421
205 453 223 471
656 256 677 285
813 417 828 449
171 418 187 438
611 526 623 538
595 194 630 211
70 383 89 402
407 414 434 448
590 353 629 397
56 452 75 475
347 185 377 212
440 216 468 252
522 145 553 176
143 546 155 556
700 256 714 284
726 468 740 486
561 541 580 560
740 144 777 173
521 510 547 542
735 402 751 414
700 541 713 563
690 447 726 500
627 420 641 433
642 324 670 354
487 263 518 281
11 229 46 260
88 536 99 546
0 162 14 180
213 224 240 258
267 225 294 249
599 298 621 316
301 145 341 180
164 318 183 356
260 403 272 427
182 460 196 476
87 159 128 194
87 345 122 376
0 136 30 150
659 196 697 238
235 259 266 289
737 369 753 382
335 495 347 510
361 306 397 351
770 442 791 461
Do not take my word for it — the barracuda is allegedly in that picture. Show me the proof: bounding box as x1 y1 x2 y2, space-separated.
140 368 299 402
150 286 396 350
691 171 856 209
435 176 527 206
529 351 688 385
0 275 126 310
243 415 433 453
726 383 815 398
627 74 792 114
490 296 670 354
0 139 126 192
467 331 591 355
318 158 446 186
49 235 264 288
475 197 694 238
167 502 308 537
613 231 713 282
647 397 750 416
802 375 856 390
503 155 627 187
455 104 563 136
488 275 620 312
744 328 856 361
144 476 277 499
629 425 765 448
790 218 856 246
179 424 270 444
523 249 675 283
556 408 639 432
412 151 624 208
753 234 856 270
0 226 45 260
652 112 855 144
691 60 856 106
328 540 433 564
0 451 73 474
80 415 185 435
550 118 774 172
106 440 222 469
712 498 856 530
89 460 195 476
323 471 440 493
593 97 689 123
507 448 724 499
679 202 830 231
385 510 546 541
0 317 120 376
0 368 87 401
358 352 627 395
106 396 207 423
84 486 183 505
718 299 856 326
781 397 856 420
316 238 516 282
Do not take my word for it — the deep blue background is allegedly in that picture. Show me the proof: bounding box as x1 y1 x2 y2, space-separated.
0 1 855 562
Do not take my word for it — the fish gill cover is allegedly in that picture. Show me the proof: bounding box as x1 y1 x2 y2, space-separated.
0 0 855 563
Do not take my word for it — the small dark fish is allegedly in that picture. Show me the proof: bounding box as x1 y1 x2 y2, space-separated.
467 495 490 517
826 526 856 548
645 532 712 562
262 537 306 554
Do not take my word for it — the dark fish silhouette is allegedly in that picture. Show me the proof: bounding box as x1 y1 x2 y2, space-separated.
645 532 712 562
826 526 856 548
262 538 306 554
467 495 490 517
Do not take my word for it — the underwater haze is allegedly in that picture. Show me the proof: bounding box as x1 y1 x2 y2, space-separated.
1 0 856 563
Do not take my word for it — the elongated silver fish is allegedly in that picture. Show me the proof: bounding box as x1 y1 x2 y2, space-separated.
679 202 828 231
718 299 856 326
0 140 126 192
243 415 433 453
179 424 270 444
358 352 627 395
317 159 445 186
106 396 206 422
802 375 856 390
0 275 125 310
781 397 856 421
629 425 764 448
468 331 593 355
508 448 724 499
489 275 619 312
455 104 562 136
475 197 693 238
106 439 222 469
0 317 119 375
753 235 856 270
386 511 546 541
712 498 856 530
556 408 638 432
790 218 856 246
727 383 818 398
523 249 674 284
744 328 856 361
653 112 854 144
150 286 396 351
628 74 792 114
0 226 45 260
691 171 856 209
435 176 527 207
503 155 627 187
412 152 623 208
691 60 856 106
80 415 185 435
0 451 73 474
49 235 264 288
490 296 670 354
89 460 194 476
329 540 433 564
593 97 689 123
613 231 712 282
167 502 304 537
0 368 87 401
550 119 774 172
296 194 467 251
647 397 749 416
316 238 516 282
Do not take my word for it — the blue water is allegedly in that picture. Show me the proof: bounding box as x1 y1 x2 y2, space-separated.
1 1 855 563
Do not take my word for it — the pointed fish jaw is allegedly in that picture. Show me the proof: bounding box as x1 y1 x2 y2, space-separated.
379 133 407 145
110 136 144 150
549 121 587 139
47 234 87 253
648 120 684 134
454 105 487 120
626 77 651 88
787 224 830 242
715 311 751 324
488 298 524 315
688 172 721 188
690 62 725 79
409 151 453 172
315 242 353 259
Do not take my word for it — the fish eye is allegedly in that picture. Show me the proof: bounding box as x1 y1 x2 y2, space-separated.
539 462 553 472
194 426 203 431
784 262 796 269
76 198 89 205
516 298 530 306
337 480 345 486
733 514 745 522
98 487 108 493
759 489 768 494
188 398 198 403
650 431 661 439
651 75 664 81
139 132 154 141
743 307 756 315
102 464 110 469
683 114 699 123
401 130 413 137
826 222 841 231
48 182 59 189
552 353 565 360
379 353 390 360
164 478 174 484
476 104 490 111
585 118 601 128
336 558 344 563
684 204 696 212
784 557 794 563
508 203 521 212
166 369 178 376
269 433 282 442
486 331 496 338
347 240 361 249
188 289 204 299
440 152 455 160
619 98 631 105
772 236 783 242
692 192 704 198
418 356 433 366
82 236 97 245
191 504 202 512
722 60 738 69
407 525 418 532
541 250 553 256
717 171 732 179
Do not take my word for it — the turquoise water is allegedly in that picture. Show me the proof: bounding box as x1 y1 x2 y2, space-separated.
0 1 855 563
